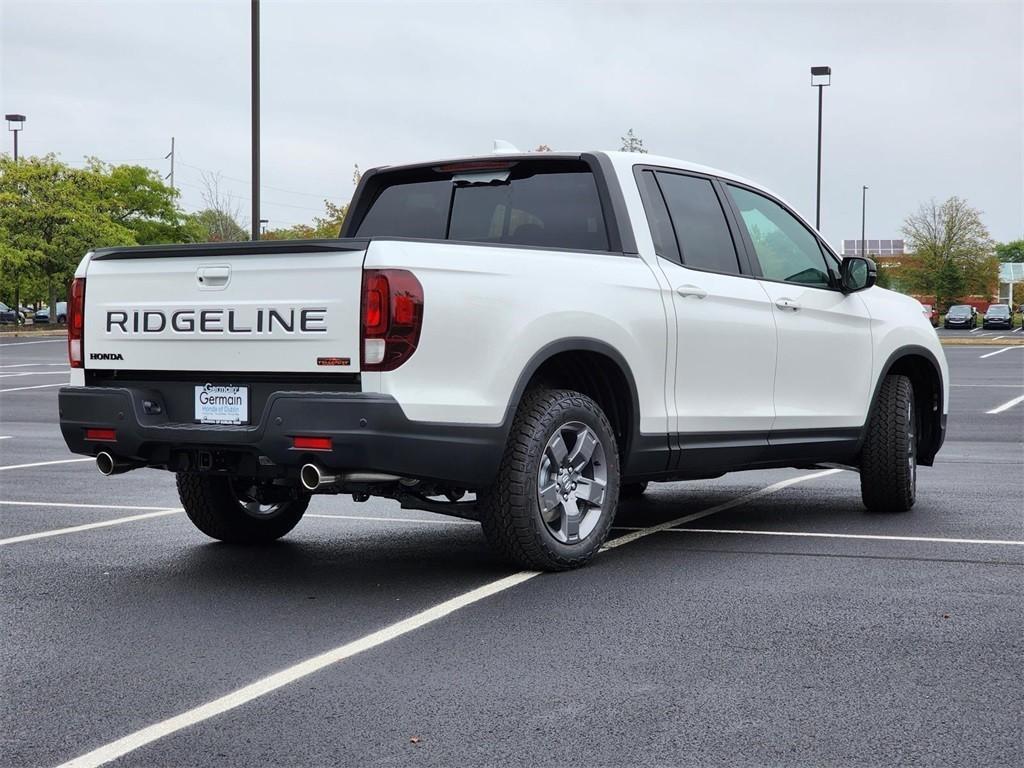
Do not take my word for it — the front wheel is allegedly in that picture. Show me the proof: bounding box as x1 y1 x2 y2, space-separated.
860 375 916 513
479 388 620 571
177 474 309 543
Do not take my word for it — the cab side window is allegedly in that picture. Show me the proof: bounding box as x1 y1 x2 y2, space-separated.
727 185 832 288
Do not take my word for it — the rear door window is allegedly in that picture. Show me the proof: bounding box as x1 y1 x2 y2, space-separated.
654 172 741 275
355 161 610 252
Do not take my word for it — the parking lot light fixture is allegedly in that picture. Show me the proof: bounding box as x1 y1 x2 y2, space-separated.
5 113 25 162
809 67 831 230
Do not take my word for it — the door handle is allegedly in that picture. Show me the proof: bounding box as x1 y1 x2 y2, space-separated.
676 284 708 299
775 297 800 311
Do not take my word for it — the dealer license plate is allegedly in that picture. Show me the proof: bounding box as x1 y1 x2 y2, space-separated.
194 384 249 425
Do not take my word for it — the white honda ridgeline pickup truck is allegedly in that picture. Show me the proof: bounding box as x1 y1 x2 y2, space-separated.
60 151 948 570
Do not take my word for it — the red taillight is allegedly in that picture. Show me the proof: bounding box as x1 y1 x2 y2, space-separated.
85 428 116 442
293 436 332 451
68 277 86 369
360 269 424 372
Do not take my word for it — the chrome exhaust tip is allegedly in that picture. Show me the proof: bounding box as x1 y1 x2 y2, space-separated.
96 451 136 476
300 463 338 491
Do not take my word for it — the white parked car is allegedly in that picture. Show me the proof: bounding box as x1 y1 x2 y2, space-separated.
58 151 948 570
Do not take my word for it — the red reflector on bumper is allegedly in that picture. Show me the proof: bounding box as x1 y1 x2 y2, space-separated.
293 436 332 451
85 428 117 442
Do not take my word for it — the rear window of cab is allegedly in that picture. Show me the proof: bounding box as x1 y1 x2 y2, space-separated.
353 160 610 252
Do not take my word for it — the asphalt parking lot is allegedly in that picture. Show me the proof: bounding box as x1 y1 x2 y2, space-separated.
1 338 1022 768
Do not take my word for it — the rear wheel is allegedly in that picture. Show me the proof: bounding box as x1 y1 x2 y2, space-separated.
860 375 916 513
479 388 620 571
176 474 309 543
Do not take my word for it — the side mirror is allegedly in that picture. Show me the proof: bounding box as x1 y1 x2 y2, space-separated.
840 256 876 293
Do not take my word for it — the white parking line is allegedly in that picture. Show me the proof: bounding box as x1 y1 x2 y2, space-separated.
602 468 843 551
0 370 73 379
969 327 982 333
987 393 1024 415
0 338 65 346
665 527 1024 547
0 362 68 369
0 436 12 441
979 346 1019 359
0 500 173 511
307 513 478 526
55 469 839 768
0 457 92 471
950 384 1024 388
0 381 68 393
0 509 181 546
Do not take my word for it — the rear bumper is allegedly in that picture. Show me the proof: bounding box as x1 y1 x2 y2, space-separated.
58 386 504 488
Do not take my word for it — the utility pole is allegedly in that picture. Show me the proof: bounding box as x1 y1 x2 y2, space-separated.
861 185 869 259
165 137 175 192
251 0 261 241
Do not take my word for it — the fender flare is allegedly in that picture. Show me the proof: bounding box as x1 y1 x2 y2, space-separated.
497 337 642 447
860 344 946 465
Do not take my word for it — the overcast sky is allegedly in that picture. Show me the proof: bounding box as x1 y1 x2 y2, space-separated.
2 0 1021 245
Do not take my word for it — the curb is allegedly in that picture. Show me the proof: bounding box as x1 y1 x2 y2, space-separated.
940 336 1024 346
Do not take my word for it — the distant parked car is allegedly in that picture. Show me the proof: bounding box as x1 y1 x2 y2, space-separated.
982 304 1013 330
33 302 68 324
0 301 24 324
944 304 976 329
920 303 939 327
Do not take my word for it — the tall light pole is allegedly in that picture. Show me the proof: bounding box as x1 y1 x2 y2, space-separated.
5 114 25 161
810 66 831 231
861 185 869 258
251 0 260 241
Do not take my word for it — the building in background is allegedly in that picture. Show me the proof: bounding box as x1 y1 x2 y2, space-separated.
842 239 906 257
998 262 1023 308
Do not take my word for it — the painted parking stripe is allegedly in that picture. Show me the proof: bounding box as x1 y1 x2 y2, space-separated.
602 468 843 551
979 346 1019 359
0 457 92 471
55 469 839 768
0 500 173 511
307 513 478 526
0 362 68 369
0 370 73 379
987 393 1024 415
0 381 68 393
0 338 65 346
665 527 1024 547
0 509 181 546
0 436 12 441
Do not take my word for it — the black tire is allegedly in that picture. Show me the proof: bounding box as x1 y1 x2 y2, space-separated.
620 481 649 499
176 473 309 543
479 388 620 571
860 374 917 513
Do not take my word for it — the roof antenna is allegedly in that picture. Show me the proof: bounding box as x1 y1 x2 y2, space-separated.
492 139 520 154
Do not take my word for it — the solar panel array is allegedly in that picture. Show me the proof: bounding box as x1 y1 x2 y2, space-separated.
842 239 906 256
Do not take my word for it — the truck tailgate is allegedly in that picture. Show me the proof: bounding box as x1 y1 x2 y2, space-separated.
82 242 366 374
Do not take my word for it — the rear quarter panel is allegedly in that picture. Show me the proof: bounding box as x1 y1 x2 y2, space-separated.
362 239 669 433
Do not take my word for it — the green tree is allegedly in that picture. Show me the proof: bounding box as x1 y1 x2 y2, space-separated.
262 200 348 241
995 239 1024 263
900 197 996 312
0 154 196 313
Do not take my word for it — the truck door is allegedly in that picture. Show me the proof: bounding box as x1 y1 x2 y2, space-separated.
635 169 778 460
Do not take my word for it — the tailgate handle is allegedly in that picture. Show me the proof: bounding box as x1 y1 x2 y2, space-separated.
197 266 231 289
